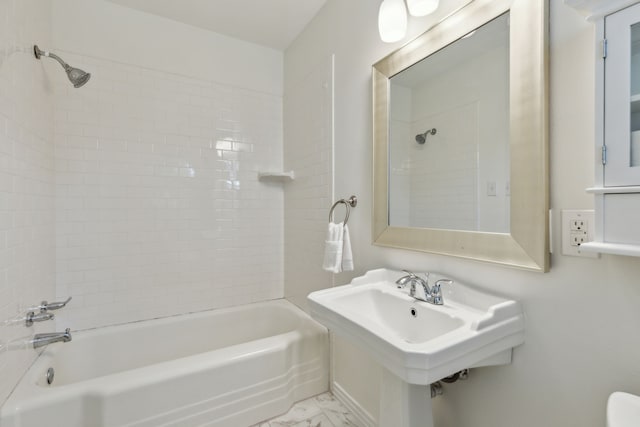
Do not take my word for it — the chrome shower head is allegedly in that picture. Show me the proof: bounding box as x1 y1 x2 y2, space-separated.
34 45 91 88
415 128 437 144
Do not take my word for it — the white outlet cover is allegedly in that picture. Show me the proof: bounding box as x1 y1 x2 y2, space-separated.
561 210 598 258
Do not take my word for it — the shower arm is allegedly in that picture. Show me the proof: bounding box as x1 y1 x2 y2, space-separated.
34 46 71 71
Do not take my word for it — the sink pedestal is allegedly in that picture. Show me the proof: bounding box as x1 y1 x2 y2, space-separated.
379 368 433 427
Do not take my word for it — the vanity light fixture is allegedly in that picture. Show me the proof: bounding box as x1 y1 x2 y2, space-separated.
378 0 440 43
406 0 439 17
378 0 408 43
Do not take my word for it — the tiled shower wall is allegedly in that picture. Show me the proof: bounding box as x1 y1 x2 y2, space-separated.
0 0 55 404
53 52 284 330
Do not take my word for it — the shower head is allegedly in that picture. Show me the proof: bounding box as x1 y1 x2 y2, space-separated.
34 45 91 88
415 128 437 144
66 67 91 88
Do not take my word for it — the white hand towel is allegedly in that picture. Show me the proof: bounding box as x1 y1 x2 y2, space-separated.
322 222 344 273
342 224 354 272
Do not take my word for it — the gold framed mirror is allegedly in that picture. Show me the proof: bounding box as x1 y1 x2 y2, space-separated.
372 0 549 272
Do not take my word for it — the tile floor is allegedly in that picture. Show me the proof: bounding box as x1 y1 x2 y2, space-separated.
252 392 362 427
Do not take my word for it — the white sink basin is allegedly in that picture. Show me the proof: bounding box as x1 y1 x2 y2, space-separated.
308 268 525 385
608 392 640 427
327 286 464 344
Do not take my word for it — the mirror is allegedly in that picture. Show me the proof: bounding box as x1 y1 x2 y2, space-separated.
373 0 549 271
389 13 510 232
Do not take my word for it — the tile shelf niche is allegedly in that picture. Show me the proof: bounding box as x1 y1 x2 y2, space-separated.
257 170 295 182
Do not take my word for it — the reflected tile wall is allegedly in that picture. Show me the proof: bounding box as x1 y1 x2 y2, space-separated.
53 52 284 330
0 0 55 405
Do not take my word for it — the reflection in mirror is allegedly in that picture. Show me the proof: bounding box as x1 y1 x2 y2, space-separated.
388 13 510 232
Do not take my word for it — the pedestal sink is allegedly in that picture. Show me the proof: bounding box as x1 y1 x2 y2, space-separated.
608 392 640 427
307 268 525 427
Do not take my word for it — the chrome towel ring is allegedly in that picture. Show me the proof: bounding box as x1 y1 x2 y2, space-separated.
329 195 358 225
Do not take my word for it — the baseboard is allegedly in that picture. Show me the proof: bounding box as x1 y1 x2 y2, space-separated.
331 381 377 427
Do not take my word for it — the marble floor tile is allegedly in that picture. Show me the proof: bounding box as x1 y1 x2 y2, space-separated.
266 397 323 426
314 393 362 427
291 412 334 427
257 391 359 427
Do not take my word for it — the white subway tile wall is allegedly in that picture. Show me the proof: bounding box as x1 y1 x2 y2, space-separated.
0 0 55 405
53 53 284 330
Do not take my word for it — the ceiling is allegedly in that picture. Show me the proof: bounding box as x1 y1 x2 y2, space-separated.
105 0 327 50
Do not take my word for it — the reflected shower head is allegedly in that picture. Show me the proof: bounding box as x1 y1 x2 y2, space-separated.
34 45 91 88
415 128 437 144
65 66 91 88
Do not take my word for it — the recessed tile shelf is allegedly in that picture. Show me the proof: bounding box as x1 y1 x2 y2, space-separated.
257 171 295 182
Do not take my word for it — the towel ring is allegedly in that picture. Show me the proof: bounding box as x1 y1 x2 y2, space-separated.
329 195 358 225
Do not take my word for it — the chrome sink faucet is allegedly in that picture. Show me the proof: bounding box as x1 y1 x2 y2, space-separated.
395 270 452 305
33 328 72 349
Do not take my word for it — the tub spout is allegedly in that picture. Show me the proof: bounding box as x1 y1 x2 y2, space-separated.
33 328 72 349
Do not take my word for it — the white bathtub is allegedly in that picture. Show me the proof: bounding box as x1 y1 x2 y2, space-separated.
0 299 329 427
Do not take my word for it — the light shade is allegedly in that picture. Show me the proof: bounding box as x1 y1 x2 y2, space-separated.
406 0 439 17
378 0 407 43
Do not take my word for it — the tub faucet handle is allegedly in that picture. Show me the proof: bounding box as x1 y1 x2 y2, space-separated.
25 310 55 327
41 296 72 311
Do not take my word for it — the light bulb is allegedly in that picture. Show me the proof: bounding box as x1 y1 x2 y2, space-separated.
378 0 407 43
406 0 439 17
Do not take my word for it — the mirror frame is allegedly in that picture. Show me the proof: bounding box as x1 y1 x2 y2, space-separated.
372 0 549 272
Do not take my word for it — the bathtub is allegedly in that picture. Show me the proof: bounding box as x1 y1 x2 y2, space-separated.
0 299 329 427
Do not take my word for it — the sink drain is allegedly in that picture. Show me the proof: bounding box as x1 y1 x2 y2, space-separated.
46 367 54 385
410 307 417 317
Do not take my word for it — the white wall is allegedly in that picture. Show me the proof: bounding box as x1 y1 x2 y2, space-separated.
51 0 285 330
284 1 640 426
0 0 55 404
283 54 334 310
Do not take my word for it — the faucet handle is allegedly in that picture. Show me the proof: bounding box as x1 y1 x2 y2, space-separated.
41 297 72 312
396 270 415 288
25 311 55 327
396 270 429 289
431 279 453 303
433 279 453 292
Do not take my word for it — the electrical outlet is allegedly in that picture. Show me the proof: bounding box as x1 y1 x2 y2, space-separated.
561 210 598 258
486 181 497 196
570 220 586 231
570 230 588 246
